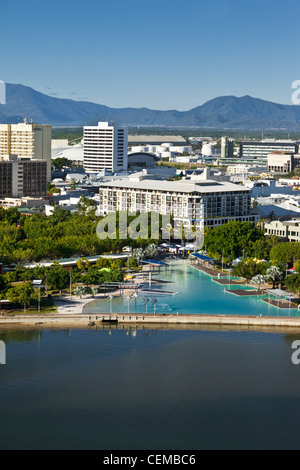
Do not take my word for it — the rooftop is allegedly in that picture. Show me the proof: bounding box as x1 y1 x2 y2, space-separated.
128 135 187 144
99 178 250 194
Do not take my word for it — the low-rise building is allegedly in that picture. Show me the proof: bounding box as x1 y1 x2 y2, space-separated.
240 140 299 160
267 152 297 173
261 218 300 242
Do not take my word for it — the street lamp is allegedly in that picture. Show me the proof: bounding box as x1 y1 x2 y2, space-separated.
70 271 72 300
151 297 157 315
222 249 224 273
131 292 138 308
143 297 149 314
38 286 41 313
108 294 113 314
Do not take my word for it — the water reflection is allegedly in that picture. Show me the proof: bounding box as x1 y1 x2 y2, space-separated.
1 327 300 449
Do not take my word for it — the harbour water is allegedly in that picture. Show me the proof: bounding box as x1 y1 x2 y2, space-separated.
1 326 300 450
1 260 300 450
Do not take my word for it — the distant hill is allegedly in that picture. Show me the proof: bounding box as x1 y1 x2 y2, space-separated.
1 83 300 130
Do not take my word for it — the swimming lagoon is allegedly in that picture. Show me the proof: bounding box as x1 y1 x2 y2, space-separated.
83 260 298 317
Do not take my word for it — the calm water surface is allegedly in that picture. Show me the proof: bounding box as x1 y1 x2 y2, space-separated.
1 326 300 450
84 260 297 317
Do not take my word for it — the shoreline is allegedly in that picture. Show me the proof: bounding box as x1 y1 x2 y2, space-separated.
1 311 300 331
2 259 299 332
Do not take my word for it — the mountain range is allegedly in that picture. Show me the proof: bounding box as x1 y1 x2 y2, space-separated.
1 83 300 130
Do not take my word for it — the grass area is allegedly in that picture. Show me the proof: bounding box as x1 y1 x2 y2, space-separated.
2 300 58 316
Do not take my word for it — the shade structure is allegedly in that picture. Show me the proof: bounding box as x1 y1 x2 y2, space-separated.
265 289 293 297
141 260 168 266
190 253 215 261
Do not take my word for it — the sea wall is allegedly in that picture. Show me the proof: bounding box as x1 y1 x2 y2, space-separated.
1 313 300 329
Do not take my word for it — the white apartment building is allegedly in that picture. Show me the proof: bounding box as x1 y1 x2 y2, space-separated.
0 122 52 180
83 122 128 173
97 176 255 229
261 219 300 242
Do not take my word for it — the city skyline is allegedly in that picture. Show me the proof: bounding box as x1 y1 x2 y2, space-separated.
1 0 300 110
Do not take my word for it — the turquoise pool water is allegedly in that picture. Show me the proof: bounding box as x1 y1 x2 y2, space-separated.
84 260 298 317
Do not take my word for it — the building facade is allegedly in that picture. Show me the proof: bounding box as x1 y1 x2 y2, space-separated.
83 122 128 173
267 152 295 173
0 158 47 198
240 140 299 160
97 177 255 229
261 219 300 242
221 137 234 158
0 122 52 180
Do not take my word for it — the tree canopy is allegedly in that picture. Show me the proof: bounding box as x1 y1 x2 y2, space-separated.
204 221 266 261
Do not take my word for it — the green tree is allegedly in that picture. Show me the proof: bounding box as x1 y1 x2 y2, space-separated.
266 266 284 289
285 274 300 295
204 221 265 261
52 157 72 169
6 282 38 313
252 235 281 260
77 195 97 215
231 259 266 280
11 248 35 265
270 243 300 265
0 276 9 300
76 257 90 271
46 266 70 294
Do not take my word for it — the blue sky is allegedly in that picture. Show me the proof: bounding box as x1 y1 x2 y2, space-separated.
1 0 300 110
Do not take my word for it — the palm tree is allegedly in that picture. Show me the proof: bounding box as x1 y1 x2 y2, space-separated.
144 244 159 259
266 266 284 289
74 286 91 298
250 274 266 292
132 248 145 268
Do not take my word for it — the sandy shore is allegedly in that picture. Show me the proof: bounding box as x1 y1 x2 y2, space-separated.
55 296 98 315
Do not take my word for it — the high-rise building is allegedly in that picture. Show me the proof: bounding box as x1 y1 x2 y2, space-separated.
0 122 52 180
221 137 234 158
83 122 128 173
0 156 47 198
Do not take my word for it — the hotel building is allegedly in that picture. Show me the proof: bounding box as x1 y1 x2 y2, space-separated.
83 122 128 173
0 122 52 180
97 176 256 228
